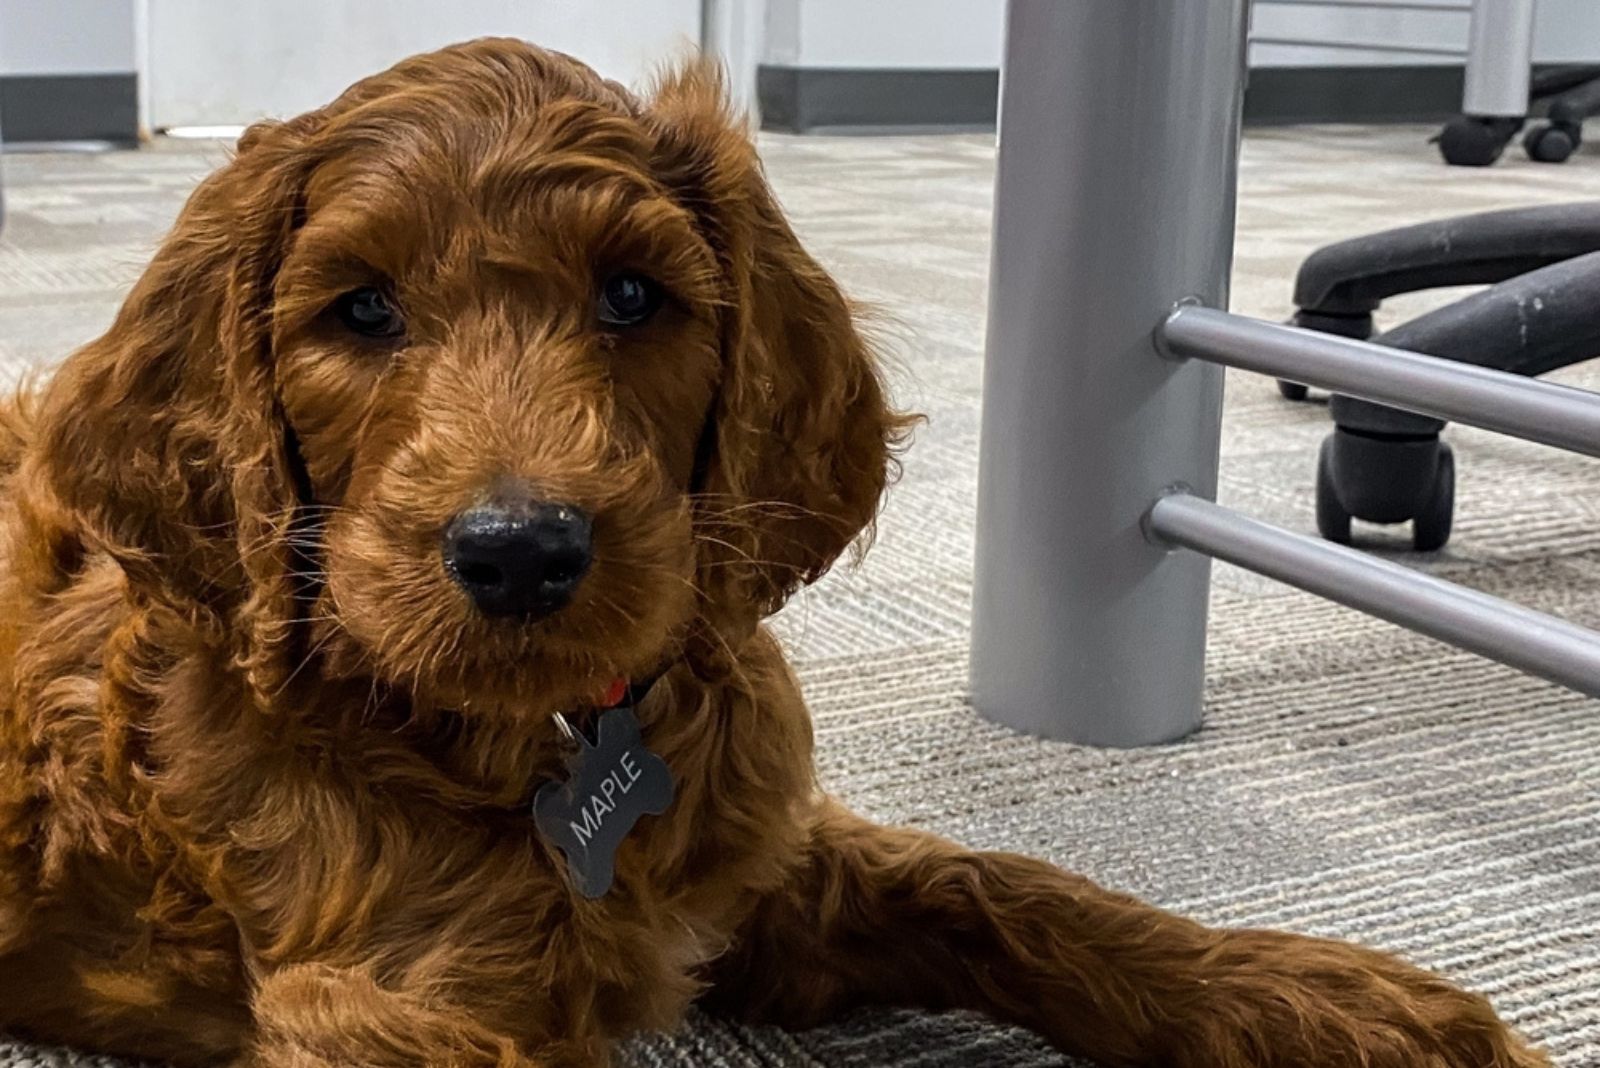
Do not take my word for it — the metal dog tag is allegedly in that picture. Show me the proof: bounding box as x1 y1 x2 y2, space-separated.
533 706 674 899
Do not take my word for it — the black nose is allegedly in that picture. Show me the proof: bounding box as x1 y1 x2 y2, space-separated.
442 501 593 619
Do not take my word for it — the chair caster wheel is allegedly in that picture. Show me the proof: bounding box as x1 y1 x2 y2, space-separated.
1315 431 1456 550
1315 437 1352 544
1524 122 1579 163
1278 380 1309 402
1436 115 1519 166
1411 443 1454 552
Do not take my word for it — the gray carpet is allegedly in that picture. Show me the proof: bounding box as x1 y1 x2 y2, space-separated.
2 125 1598 1066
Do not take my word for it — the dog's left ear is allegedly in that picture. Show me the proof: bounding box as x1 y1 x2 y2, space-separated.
26 115 323 708
649 64 913 641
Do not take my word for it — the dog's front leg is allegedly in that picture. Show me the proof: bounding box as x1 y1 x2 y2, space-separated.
704 801 1546 1068
240 963 598 1068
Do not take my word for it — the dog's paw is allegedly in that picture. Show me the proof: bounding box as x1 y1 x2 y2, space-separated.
1372 980 1549 1068
1169 931 1549 1068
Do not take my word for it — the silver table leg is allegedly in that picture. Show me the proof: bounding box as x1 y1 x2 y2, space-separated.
970 0 1248 747
1463 0 1536 120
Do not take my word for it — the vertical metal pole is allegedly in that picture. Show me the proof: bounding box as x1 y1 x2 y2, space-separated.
971 0 1247 747
1462 0 1536 119
701 0 764 119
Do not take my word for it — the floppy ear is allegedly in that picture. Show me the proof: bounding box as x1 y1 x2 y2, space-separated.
26 116 322 707
649 66 912 640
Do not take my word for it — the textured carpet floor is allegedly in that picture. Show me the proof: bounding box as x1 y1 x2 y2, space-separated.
1 125 1598 1066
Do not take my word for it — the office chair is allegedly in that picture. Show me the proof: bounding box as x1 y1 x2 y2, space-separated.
1439 65 1600 166
1278 203 1600 550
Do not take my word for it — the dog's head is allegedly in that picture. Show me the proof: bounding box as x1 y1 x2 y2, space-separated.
31 40 907 715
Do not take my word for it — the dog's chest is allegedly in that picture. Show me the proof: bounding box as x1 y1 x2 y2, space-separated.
422 778 784 1043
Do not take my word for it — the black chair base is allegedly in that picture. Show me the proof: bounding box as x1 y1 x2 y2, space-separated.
1282 204 1600 550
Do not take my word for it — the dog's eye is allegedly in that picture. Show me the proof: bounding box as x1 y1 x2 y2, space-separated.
597 272 664 328
333 287 405 339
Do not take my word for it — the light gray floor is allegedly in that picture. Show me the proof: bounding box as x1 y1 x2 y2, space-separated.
1 125 1598 1066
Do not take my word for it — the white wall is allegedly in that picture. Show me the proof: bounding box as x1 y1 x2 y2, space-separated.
16 0 1595 134
0 0 137 75
1250 0 1600 68
142 0 701 130
764 0 1002 69
1250 0 1465 68
760 0 1600 71
1531 0 1600 61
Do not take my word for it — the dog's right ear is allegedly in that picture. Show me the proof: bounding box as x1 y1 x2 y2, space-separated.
24 115 323 634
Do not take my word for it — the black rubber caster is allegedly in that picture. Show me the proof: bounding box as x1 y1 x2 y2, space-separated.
1278 380 1309 402
1411 443 1454 552
1315 431 1456 550
1524 122 1580 163
1315 436 1352 544
1436 115 1520 167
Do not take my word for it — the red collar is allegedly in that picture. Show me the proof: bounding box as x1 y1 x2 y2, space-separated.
592 666 670 711
595 676 629 709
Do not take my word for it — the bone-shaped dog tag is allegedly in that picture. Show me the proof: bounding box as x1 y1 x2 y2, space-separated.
533 706 674 899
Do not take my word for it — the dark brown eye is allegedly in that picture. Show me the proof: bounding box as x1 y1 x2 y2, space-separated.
333 287 405 339
598 272 663 327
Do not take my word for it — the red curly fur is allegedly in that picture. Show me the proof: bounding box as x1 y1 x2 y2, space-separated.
0 39 1548 1068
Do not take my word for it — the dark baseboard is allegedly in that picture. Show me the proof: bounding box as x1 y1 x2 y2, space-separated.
758 67 998 134
0 73 139 145
1243 65 1465 126
756 63 1576 133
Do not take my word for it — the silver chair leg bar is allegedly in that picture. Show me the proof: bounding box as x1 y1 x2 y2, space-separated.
1148 493 1600 698
1159 305 1600 458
